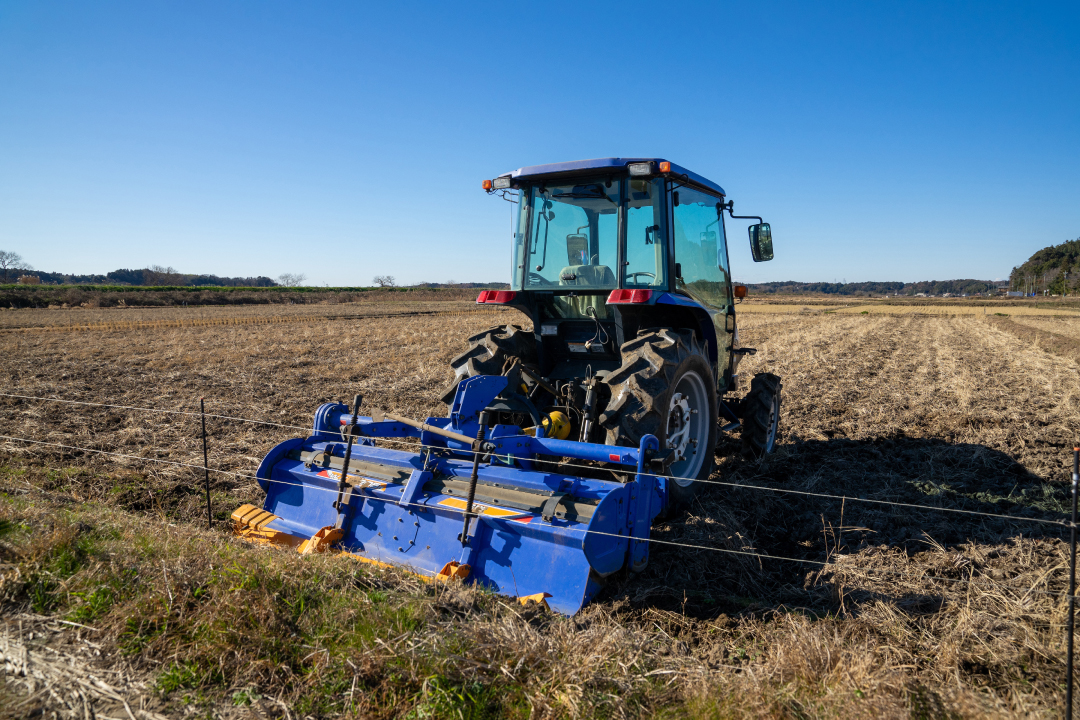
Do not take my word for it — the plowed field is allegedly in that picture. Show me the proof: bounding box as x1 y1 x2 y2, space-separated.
1 300 1077 718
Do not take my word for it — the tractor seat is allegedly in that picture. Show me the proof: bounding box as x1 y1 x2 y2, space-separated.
558 264 615 287
556 264 615 319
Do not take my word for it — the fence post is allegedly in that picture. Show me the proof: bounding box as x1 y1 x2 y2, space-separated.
1068 446 1079 720
201 398 212 530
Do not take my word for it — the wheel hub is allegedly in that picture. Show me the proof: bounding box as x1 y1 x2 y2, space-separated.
665 392 693 461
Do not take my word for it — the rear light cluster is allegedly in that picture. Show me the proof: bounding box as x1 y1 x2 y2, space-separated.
477 290 517 304
606 289 652 304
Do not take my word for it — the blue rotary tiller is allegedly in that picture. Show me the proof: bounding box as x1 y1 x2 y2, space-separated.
233 376 670 616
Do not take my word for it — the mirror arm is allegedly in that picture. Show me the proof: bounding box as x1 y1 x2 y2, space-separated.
722 200 762 224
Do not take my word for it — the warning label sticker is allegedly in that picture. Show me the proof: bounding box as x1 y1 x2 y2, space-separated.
438 497 533 524
317 469 386 491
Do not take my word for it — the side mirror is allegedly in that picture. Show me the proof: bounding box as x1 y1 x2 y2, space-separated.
749 223 773 262
733 284 748 299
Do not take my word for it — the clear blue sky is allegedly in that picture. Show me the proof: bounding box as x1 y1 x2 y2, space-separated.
1 1 1077 285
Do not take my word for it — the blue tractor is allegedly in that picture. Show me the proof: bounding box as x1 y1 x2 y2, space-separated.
450 158 781 507
236 158 780 615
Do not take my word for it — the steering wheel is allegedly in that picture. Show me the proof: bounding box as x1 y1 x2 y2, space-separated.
528 272 553 286
626 272 656 282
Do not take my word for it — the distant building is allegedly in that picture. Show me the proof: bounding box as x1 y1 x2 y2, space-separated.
1006 291 1024 297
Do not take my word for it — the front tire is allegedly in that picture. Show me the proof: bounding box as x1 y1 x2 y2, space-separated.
741 372 782 457
600 329 718 511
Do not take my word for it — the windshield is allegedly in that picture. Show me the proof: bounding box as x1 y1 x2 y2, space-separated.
515 178 620 291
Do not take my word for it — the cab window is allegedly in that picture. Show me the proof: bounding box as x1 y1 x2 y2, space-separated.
624 178 666 288
671 186 728 309
522 180 619 290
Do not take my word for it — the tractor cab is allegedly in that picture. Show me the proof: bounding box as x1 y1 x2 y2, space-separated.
481 158 773 392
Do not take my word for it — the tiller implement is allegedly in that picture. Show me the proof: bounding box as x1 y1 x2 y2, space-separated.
237 157 783 615
234 376 670 616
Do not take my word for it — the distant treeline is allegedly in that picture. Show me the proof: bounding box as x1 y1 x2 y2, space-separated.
0 285 484 309
740 280 1008 296
20 267 279 287
1009 238 1080 295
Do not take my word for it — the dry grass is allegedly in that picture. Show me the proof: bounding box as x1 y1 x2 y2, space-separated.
1012 316 1080 342
1 300 1078 718
0 298 500 330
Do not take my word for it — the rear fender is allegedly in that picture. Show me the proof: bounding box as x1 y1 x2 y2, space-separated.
651 295 719 367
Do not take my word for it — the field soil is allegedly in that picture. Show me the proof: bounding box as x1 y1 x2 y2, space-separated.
1 300 1078 718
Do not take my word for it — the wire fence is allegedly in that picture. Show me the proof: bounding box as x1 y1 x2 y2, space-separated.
0 430 1066 603
0 391 1067 528
0 389 1071 583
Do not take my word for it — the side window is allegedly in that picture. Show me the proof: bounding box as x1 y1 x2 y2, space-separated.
671 186 728 309
624 178 666 287
511 190 529 290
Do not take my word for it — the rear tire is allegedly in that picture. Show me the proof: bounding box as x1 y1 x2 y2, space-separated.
600 329 718 512
441 325 537 404
741 372 782 458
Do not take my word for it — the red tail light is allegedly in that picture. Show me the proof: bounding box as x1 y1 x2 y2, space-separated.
606 289 653 304
477 290 517 304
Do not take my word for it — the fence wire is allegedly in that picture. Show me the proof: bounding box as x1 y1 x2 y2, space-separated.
0 431 1069 602
0 390 1068 528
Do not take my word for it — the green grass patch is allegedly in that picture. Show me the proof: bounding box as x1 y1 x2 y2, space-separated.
404 676 515 720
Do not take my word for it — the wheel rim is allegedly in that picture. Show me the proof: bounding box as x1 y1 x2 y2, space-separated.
665 369 709 485
764 388 780 453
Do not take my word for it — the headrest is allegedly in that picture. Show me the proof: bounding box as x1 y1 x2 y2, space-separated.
566 234 589 267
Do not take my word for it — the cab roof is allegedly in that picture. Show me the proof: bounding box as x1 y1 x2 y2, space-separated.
498 157 726 197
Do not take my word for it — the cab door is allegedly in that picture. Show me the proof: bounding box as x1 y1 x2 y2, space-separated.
669 185 734 390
